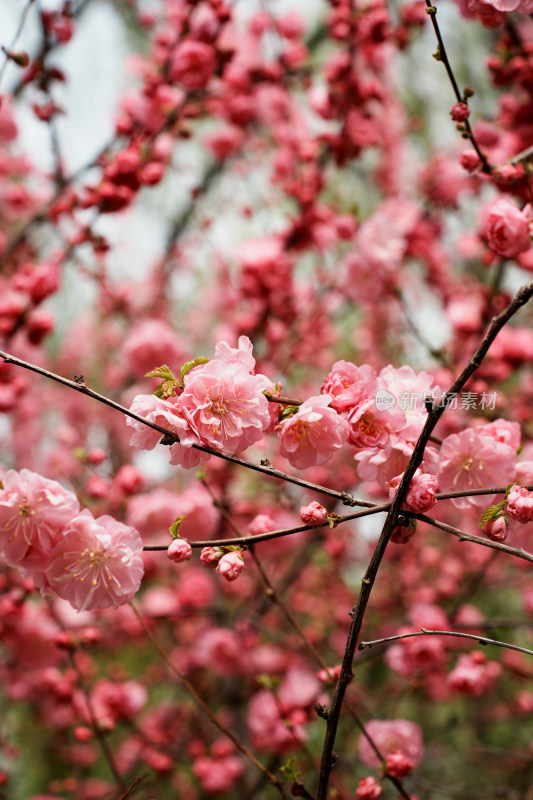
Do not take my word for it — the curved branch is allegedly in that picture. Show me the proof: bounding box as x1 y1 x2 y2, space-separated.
359 628 533 658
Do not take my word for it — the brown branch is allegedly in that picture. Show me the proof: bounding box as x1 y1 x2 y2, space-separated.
359 628 533 658
0 349 368 508
315 279 533 800
411 512 533 565
144 503 390 550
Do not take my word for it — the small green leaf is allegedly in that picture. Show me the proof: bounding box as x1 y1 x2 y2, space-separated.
169 516 186 539
280 758 299 782
179 357 209 388
263 383 282 397
145 364 176 381
279 405 299 420
479 501 507 529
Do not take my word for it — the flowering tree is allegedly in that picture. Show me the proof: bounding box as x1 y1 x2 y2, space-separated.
1 0 533 798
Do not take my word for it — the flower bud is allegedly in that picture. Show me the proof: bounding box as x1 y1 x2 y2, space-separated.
300 501 328 526
216 550 245 582
385 750 414 778
168 538 192 563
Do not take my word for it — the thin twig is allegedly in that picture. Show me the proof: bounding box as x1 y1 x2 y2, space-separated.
424 0 491 174
359 628 533 658
0 0 36 87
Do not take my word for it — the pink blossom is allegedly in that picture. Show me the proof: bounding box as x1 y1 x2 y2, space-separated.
126 393 210 469
388 469 438 513
479 0 533 11
192 754 244 794
437 429 516 509
179 353 272 456
300 501 328 526
356 436 439 488
126 393 186 451
356 777 382 799
194 627 249 677
475 418 521 452
358 719 424 768
378 365 441 441
482 198 531 258
121 318 183 378
320 360 377 413
216 550 244 582
45 510 144 611
506 484 533 523
89 679 148 729
0 468 80 571
347 399 397 450
127 484 218 541
169 41 216 89
248 514 275 534
447 652 502 696
167 538 192 563
277 395 349 469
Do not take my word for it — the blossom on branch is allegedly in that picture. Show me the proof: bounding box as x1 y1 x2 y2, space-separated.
277 395 349 469
45 510 144 611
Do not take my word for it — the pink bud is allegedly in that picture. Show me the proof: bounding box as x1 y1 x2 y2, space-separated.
300 501 328 526
216 550 245 582
248 514 274 535
506 485 533 524
450 102 470 122
200 546 223 568
114 465 144 494
460 150 481 173
356 776 382 799
168 538 192 563
480 516 508 542
385 750 414 778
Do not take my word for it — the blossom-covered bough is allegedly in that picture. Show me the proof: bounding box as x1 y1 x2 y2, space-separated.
2 0 533 798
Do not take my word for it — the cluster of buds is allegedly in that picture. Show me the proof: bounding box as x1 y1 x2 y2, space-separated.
200 546 245 582
479 483 533 543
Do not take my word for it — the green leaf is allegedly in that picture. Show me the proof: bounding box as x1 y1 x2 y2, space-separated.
169 516 186 539
280 758 299 782
263 383 282 396
145 364 176 381
178 357 209 388
479 501 507 529
279 405 299 420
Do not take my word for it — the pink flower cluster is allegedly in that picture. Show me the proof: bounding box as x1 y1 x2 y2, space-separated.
127 336 274 467
0 469 144 611
321 360 440 486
